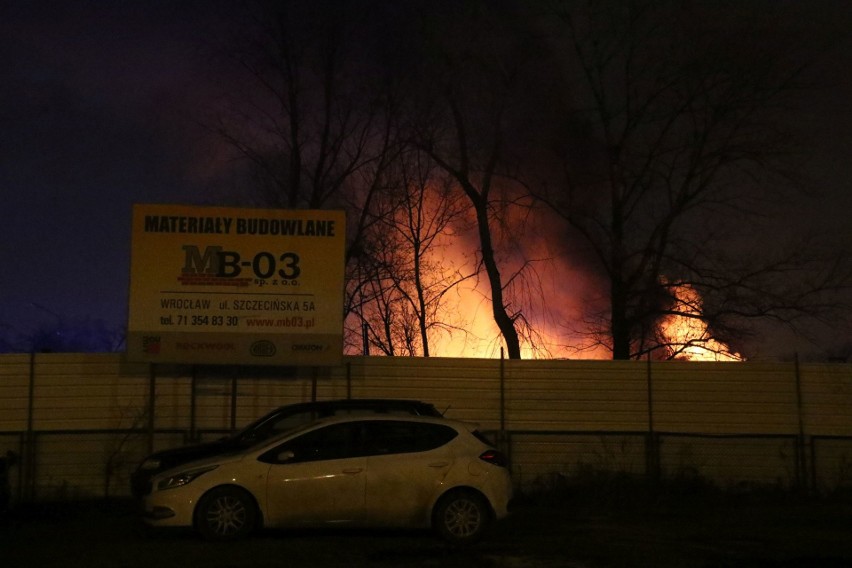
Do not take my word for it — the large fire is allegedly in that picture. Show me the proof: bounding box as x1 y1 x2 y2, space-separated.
658 282 743 361
427 277 742 361
351 182 742 361
427 271 611 360
421 218 612 360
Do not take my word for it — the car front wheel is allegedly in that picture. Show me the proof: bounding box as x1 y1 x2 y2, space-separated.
195 486 258 540
433 490 491 545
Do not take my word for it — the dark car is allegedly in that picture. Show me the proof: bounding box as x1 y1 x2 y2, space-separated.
130 399 442 497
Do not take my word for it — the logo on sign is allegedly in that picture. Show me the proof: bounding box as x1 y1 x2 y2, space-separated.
250 340 277 357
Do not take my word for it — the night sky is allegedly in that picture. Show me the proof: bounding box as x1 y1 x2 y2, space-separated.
2 1 852 358
2 1 230 345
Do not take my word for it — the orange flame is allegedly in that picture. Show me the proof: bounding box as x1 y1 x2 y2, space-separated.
425 220 610 359
350 180 740 361
659 282 743 361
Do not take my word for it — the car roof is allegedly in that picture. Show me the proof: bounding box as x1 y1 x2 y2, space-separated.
310 413 465 425
272 398 439 411
259 399 443 419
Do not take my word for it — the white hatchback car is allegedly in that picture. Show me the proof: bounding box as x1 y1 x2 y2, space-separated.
142 415 512 544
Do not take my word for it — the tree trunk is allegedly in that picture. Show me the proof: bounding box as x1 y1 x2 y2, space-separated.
610 278 632 360
475 201 522 359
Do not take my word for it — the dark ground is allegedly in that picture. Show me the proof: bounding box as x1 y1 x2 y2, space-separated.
2 484 852 568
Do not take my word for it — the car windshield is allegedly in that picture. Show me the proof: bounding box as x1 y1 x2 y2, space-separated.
221 410 277 443
226 420 321 455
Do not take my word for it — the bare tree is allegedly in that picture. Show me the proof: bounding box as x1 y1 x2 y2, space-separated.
103 403 149 499
403 172 471 356
538 0 850 359
210 1 424 354
405 1 551 359
383 153 474 356
350 150 474 356
210 1 392 210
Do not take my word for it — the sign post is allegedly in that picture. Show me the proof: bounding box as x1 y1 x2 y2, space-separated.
126 204 345 366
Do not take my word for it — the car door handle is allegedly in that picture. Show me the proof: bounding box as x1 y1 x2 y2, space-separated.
428 461 450 468
342 468 363 474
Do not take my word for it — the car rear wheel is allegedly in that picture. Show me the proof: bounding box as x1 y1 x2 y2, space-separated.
195 486 258 541
432 490 491 545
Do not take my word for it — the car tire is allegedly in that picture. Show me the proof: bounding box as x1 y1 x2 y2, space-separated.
195 486 258 541
432 489 491 545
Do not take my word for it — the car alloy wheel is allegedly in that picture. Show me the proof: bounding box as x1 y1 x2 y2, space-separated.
196 487 257 540
434 490 490 545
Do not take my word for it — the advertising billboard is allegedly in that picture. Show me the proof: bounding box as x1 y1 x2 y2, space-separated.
126 204 345 366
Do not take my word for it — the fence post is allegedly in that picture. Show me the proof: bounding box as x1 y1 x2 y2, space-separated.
646 354 660 482
793 354 810 492
495 349 509 457
24 352 36 502
189 366 198 442
230 368 238 431
147 364 156 454
500 348 506 434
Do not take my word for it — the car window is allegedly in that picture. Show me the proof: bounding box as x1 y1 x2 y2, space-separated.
232 401 439 447
363 421 457 456
259 422 364 464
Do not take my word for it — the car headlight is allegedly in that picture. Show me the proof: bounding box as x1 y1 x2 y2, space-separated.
139 458 162 471
157 465 218 491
